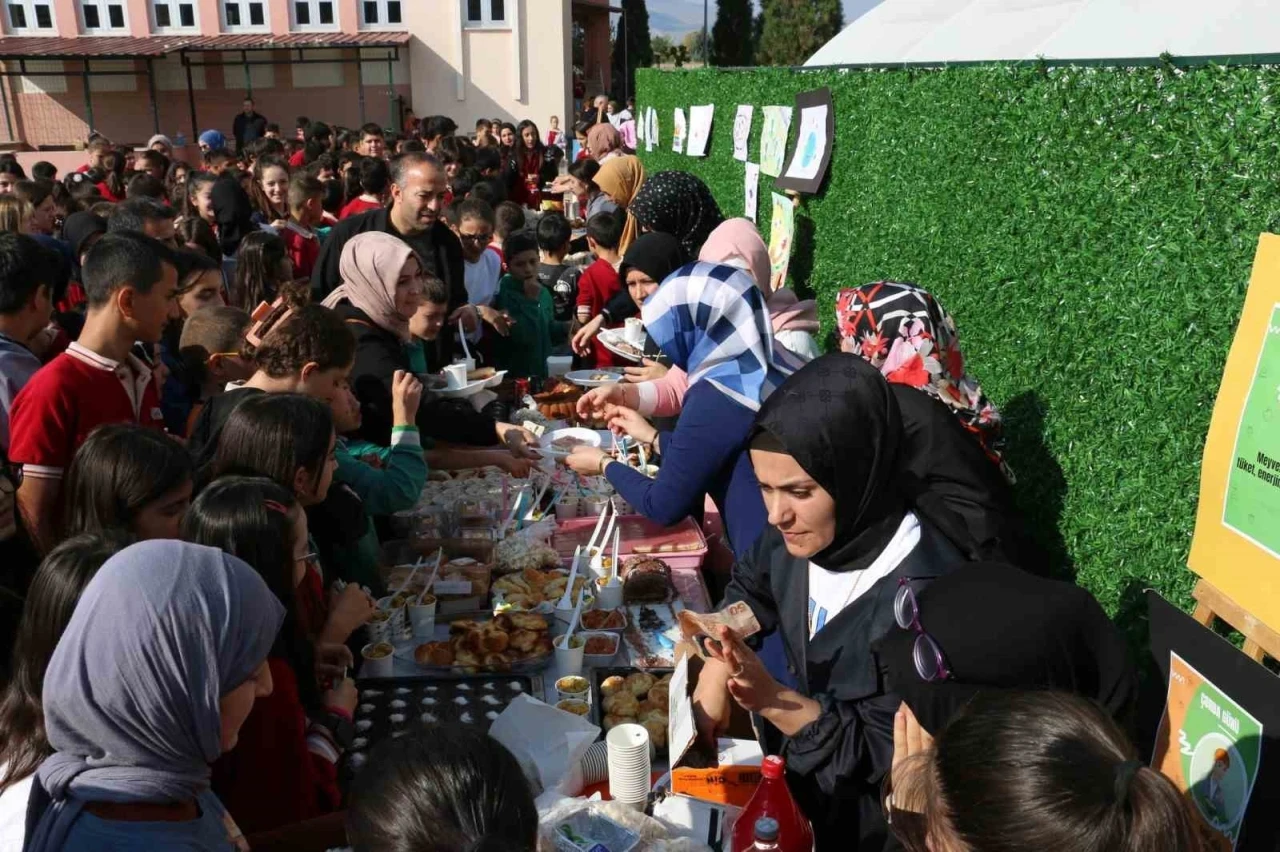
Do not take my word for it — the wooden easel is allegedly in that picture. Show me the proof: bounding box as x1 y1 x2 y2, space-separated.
1192 579 1280 664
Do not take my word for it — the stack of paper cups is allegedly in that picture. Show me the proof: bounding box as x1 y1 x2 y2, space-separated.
606 723 651 810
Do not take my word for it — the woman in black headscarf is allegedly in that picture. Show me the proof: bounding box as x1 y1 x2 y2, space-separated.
873 562 1137 739
629 171 725 257
692 352 981 851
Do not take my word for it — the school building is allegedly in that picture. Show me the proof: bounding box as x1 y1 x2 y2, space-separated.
0 0 616 165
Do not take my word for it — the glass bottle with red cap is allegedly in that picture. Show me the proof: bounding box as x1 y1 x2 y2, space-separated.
732 756 814 852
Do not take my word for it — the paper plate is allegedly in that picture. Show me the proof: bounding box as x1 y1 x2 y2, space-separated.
543 427 602 458
595 329 644 363
565 369 624 388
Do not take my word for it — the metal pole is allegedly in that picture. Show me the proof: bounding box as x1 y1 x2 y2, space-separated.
0 67 13 143
184 52 199 139
81 60 94 134
702 0 708 65
387 52 393 129
356 50 366 125
146 58 160 135
242 50 251 97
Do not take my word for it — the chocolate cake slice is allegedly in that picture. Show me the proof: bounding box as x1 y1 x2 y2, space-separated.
622 556 676 604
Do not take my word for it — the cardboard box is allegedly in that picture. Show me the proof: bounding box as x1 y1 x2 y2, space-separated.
668 651 765 807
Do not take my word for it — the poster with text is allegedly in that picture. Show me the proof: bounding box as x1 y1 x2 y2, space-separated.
645 107 658 152
1154 652 1263 850
759 106 793 177
687 104 714 157
767 192 794 290
776 88 835 194
1222 302 1280 558
745 162 760 222
1189 233 1280 636
733 104 754 161
672 108 687 154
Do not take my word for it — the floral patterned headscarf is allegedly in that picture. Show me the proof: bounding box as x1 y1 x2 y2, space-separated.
836 281 1010 479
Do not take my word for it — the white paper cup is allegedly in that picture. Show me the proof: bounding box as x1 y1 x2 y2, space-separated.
377 595 408 635
553 633 585 678
444 363 468 388
595 577 624 610
582 495 608 517
547 355 574 377
408 594 437 637
554 497 580 521
555 675 591 703
360 642 395 678
624 317 645 348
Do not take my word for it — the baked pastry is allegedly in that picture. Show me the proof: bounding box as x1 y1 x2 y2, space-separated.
648 685 670 709
480 625 510 653
415 642 454 666
622 556 675 604
508 613 549 632
603 714 628 731
450 619 482 635
482 652 511 670
603 692 639 717
600 675 627 697
509 629 540 654
642 718 667 748
625 672 656 697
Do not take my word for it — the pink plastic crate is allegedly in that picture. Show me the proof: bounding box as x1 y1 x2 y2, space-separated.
553 514 708 572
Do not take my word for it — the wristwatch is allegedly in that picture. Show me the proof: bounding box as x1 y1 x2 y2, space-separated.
317 710 355 750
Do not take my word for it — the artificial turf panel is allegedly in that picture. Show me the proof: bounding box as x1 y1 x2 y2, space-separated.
636 62 1280 624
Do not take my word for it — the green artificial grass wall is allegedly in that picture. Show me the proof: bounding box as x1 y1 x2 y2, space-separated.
636 63 1280 625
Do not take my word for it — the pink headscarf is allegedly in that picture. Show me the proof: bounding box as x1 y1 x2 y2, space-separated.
322 231 416 341
699 218 819 334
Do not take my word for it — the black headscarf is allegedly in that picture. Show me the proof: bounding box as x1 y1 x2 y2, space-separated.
618 232 687 286
752 352 909 573
629 171 725 258
211 175 256 258
872 562 1137 735
63 211 107 280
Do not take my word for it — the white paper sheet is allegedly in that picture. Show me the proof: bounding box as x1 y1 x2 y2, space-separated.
732 104 753 161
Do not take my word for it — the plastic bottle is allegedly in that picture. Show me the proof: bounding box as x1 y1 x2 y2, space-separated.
731 756 814 852
744 818 780 851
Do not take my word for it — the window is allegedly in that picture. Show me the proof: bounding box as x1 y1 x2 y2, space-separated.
221 0 266 30
151 0 197 31
358 0 400 29
463 0 505 27
80 0 126 32
5 0 55 32
292 0 335 30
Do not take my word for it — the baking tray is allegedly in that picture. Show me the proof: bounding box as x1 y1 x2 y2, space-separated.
621 602 685 669
589 666 675 754
345 672 542 781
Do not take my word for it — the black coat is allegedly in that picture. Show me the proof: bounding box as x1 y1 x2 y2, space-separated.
723 520 966 852
312 209 468 372
334 303 499 449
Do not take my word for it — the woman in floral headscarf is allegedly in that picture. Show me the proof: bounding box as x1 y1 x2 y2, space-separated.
836 281 1009 479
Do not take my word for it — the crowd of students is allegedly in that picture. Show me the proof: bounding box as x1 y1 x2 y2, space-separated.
0 101 1217 852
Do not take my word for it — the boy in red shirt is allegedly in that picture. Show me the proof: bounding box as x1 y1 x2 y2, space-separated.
9 231 179 551
575 211 625 369
339 157 387 220
280 173 325 282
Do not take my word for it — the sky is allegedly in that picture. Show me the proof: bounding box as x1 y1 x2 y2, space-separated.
645 0 883 38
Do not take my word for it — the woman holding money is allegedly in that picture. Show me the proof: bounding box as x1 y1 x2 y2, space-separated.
692 352 982 851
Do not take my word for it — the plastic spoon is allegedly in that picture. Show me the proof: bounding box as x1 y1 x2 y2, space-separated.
559 546 583 609
608 525 622 587
563 583 587 647
458 319 473 364
417 548 445 604
597 508 618 566
387 555 425 605
583 498 610 554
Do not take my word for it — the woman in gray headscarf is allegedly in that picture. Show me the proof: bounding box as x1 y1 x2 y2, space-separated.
24 539 283 852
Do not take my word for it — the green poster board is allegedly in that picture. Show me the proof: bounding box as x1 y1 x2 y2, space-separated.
1223 303 1280 558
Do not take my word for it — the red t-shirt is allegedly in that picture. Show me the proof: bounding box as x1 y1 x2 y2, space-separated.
211 656 341 835
8 344 164 481
339 197 382 220
288 150 306 168
575 258 624 368
95 181 123 203
280 223 321 282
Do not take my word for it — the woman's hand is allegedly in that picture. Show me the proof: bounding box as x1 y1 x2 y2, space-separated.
565 445 610 476
314 642 354 686
711 625 782 715
496 454 534 478
391 369 423 427
571 315 605 356
496 422 542 459
326 584 376 642
692 656 735 748
576 384 630 420
623 358 668 383
605 405 658 446
890 702 934 814
323 677 359 716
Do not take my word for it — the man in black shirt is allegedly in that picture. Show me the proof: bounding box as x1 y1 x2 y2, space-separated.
232 98 268 152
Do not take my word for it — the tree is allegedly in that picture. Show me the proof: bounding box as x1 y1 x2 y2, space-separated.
756 0 844 66
711 0 754 67
681 30 709 65
611 0 653 102
651 34 674 65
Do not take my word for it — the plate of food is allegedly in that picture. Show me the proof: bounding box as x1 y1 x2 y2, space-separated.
491 567 589 612
593 668 673 751
543 427 601 458
564 369 623 388
594 329 645 363
469 368 507 389
404 612 553 674
430 378 490 400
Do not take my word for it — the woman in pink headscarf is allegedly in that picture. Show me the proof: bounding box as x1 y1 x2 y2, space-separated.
577 218 819 420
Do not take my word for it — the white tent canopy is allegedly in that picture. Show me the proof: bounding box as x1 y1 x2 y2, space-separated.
806 0 1280 66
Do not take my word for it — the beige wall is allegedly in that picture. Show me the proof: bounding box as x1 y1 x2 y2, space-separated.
405 0 571 133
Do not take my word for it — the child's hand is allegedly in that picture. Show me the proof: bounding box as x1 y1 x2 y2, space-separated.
478 305 515 336
391 370 423 427
572 315 604 356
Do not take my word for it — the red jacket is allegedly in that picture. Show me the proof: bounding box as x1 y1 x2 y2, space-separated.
280 223 320 282
575 258 624 368
211 656 341 834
